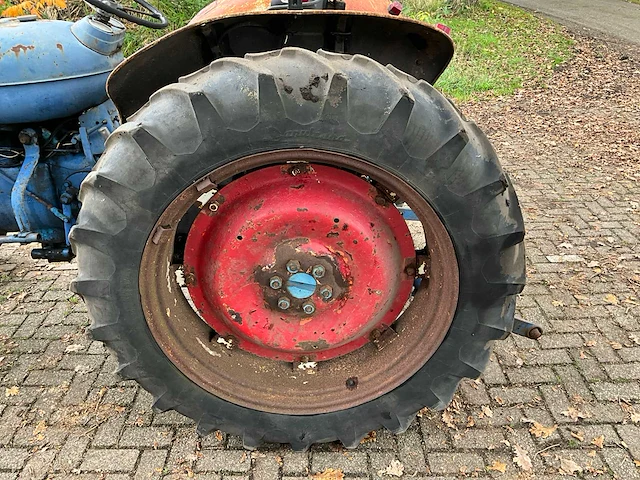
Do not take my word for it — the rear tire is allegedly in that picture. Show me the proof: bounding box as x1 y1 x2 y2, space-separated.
71 47 525 450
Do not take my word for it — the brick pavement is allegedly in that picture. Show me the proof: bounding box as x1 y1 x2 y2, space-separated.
1 38 639 480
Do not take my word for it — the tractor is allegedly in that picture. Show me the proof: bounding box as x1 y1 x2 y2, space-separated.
0 0 537 450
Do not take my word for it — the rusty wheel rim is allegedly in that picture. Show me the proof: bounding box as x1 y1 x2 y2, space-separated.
140 149 459 415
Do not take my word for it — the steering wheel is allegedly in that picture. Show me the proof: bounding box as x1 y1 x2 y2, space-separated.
84 0 168 29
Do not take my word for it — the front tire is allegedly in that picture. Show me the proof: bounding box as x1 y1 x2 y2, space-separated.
71 47 525 450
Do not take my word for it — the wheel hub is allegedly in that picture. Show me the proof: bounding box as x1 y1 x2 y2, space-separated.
183 164 416 361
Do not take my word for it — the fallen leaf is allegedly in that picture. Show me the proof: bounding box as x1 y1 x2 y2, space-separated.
360 431 376 444
561 407 590 421
487 460 507 473
5 386 19 397
513 444 533 472
275 456 283 466
552 300 565 307
65 344 84 353
610 341 623 350
559 457 583 475
442 410 457 429
579 350 588 359
587 450 596 457
312 468 344 480
377 459 404 477
591 435 604 448
634 459 640 467
604 294 619 305
584 340 597 347
570 431 584 442
630 333 640 345
214 430 223 442
529 422 558 439
495 396 505 406
482 405 494 418
33 420 47 436
466 415 475 428
631 413 640 423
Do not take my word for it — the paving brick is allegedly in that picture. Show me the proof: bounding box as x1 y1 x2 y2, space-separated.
282 452 309 475
311 452 368 475
92 414 125 447
252 454 281 480
489 386 541 405
80 449 139 472
601 448 640 480
0 448 29 470
397 427 426 473
603 362 640 380
119 426 173 448
197 450 251 473
23 370 73 387
451 428 505 449
133 450 168 480
53 433 90 471
591 382 640 401
505 367 558 384
427 452 484 475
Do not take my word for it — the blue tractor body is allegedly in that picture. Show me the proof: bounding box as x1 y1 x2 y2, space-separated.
0 15 124 259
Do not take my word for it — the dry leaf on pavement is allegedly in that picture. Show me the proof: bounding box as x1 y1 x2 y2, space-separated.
482 405 493 418
528 421 558 438
5 386 19 397
312 468 345 480
561 407 590 421
591 435 604 448
487 460 507 473
512 445 533 472
631 413 640 423
64 344 85 353
378 459 404 477
442 410 457 429
559 457 583 475
570 431 584 442
604 293 619 305
360 431 376 444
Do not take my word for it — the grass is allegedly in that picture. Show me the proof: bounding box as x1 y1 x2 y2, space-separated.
404 0 574 100
119 0 211 56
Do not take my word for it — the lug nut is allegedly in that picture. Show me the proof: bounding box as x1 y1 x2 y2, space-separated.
302 301 316 315
319 285 333 300
269 276 283 289
311 265 325 278
286 259 301 273
278 297 291 310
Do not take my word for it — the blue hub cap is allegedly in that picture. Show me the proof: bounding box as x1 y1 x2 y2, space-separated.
286 272 317 299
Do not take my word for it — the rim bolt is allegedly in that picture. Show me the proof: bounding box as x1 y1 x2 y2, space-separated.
269 276 283 289
286 259 301 273
319 285 333 300
311 265 325 279
278 297 291 310
302 301 316 315
209 202 219 212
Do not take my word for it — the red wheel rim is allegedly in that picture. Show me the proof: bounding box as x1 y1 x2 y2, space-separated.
140 149 459 414
183 165 416 361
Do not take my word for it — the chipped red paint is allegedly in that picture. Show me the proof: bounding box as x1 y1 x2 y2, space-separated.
183 164 415 362
190 0 392 23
